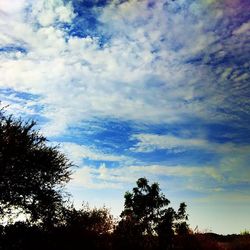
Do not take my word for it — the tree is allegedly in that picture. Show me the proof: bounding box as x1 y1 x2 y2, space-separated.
45 203 115 250
120 177 170 236
116 178 189 249
62 203 114 235
0 108 72 227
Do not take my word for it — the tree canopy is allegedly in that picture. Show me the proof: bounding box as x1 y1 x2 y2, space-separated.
61 203 114 235
116 177 189 249
121 177 170 235
0 108 72 226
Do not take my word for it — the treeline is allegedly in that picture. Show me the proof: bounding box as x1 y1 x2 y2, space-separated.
1 216 250 250
1 107 250 250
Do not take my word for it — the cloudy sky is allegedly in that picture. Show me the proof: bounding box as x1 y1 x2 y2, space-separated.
0 0 250 234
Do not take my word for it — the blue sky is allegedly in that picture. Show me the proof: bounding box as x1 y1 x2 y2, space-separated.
0 0 250 234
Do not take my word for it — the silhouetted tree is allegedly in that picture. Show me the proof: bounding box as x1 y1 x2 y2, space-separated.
113 217 144 250
175 202 189 235
0 108 72 227
62 203 114 235
115 177 189 249
120 177 170 236
49 203 115 250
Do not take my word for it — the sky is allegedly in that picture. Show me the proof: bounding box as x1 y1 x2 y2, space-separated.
0 0 250 234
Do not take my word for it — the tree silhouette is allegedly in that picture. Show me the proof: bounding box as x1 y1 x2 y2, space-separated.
62 203 114 235
0 108 72 227
116 177 189 249
121 177 170 235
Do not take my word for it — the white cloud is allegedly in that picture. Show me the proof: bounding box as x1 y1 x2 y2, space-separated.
129 165 222 181
58 142 129 166
70 164 122 190
69 163 223 190
0 0 26 14
233 21 250 35
131 133 208 152
29 0 75 26
131 133 250 155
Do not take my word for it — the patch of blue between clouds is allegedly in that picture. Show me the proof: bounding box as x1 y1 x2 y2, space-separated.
0 88 39 100
63 0 111 45
204 123 250 144
53 119 137 154
0 46 27 54
52 118 227 167
83 159 119 168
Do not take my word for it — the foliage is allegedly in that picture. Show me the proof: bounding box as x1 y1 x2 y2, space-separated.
120 178 170 235
116 177 189 249
61 203 114 235
0 108 72 227
0 205 115 250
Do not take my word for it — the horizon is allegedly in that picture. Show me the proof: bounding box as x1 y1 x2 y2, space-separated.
0 0 249 235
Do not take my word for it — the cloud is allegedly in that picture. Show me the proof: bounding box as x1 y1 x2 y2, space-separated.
131 133 250 155
62 129 250 191
2 0 249 137
27 0 75 27
70 164 122 190
58 142 129 165
219 154 250 184
233 21 250 35
130 165 222 181
69 163 223 190
131 133 208 152
0 0 27 14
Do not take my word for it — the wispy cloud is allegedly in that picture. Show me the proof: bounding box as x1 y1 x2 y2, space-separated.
131 133 250 154
233 20 250 35
131 133 208 152
58 142 129 166
69 163 222 190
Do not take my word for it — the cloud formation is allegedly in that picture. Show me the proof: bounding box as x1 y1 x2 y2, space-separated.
70 163 222 190
0 0 249 136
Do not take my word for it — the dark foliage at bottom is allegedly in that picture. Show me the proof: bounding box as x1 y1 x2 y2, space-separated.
1 223 250 250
